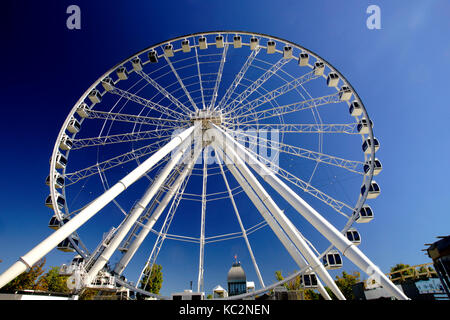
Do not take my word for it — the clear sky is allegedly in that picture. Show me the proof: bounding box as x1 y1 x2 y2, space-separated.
0 0 449 297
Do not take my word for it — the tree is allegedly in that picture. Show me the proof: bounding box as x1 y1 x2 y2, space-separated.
323 271 361 300
140 264 163 294
207 294 213 299
1 258 46 293
390 263 414 284
37 267 70 293
275 270 319 300
334 271 360 300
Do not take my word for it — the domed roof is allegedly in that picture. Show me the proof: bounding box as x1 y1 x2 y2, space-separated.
227 262 246 283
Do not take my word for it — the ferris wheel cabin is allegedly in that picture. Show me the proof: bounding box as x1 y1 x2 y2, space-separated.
45 192 66 210
250 37 259 50
233 35 242 48
327 72 339 87
48 215 69 230
148 50 158 63
198 36 207 50
131 57 143 72
59 135 73 151
215 35 224 48
362 137 380 154
45 173 65 189
76 103 91 118
314 61 325 76
357 118 373 134
101 77 114 92
57 235 79 253
266 40 276 54
346 228 361 245
339 85 353 101
298 53 309 66
361 180 381 199
323 250 343 270
364 158 383 176
355 205 374 223
164 44 174 57
54 153 68 169
116 66 128 80
301 273 318 288
283 46 293 59
181 39 191 52
349 101 363 117
67 118 81 134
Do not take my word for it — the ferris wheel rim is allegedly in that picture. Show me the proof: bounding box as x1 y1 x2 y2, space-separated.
47 30 377 297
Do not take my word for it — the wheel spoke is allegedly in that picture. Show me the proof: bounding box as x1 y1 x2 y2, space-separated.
215 46 261 111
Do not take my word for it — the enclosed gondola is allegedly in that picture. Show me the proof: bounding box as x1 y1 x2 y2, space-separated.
198 36 207 49
233 35 242 48
346 228 361 245
67 118 81 134
116 66 128 80
250 37 259 50
88 89 102 104
361 180 381 199
314 61 325 76
323 250 343 270
181 39 191 52
283 46 293 59
59 135 73 151
349 101 363 117
45 173 65 189
362 137 380 154
101 77 114 91
48 215 69 230
57 235 79 253
215 35 224 48
364 158 382 176
355 205 374 223
298 53 309 66
326 72 339 87
357 118 373 134
45 192 66 210
339 85 352 101
76 103 91 118
54 153 68 169
131 57 142 71
266 40 276 54
148 50 158 63
301 273 318 288
164 44 174 57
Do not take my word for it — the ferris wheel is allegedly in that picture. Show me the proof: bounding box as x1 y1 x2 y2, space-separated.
0 31 406 300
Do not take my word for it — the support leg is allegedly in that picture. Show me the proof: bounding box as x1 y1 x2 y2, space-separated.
114 148 201 275
0 125 196 289
213 141 345 299
86 142 190 283
212 125 409 300
218 150 331 299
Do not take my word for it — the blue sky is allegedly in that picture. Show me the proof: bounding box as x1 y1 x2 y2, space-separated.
0 0 449 297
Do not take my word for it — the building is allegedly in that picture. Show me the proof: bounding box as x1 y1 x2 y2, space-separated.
213 285 228 298
227 261 247 296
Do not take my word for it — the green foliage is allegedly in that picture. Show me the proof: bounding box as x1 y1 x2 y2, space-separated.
79 288 100 300
275 270 319 300
334 271 360 300
390 263 414 284
1 258 46 293
207 294 213 299
140 264 163 294
37 267 70 293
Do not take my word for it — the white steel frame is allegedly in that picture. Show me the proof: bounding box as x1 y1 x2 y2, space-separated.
0 31 406 300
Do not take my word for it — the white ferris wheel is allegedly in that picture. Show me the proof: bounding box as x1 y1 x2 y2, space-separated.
0 31 407 300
